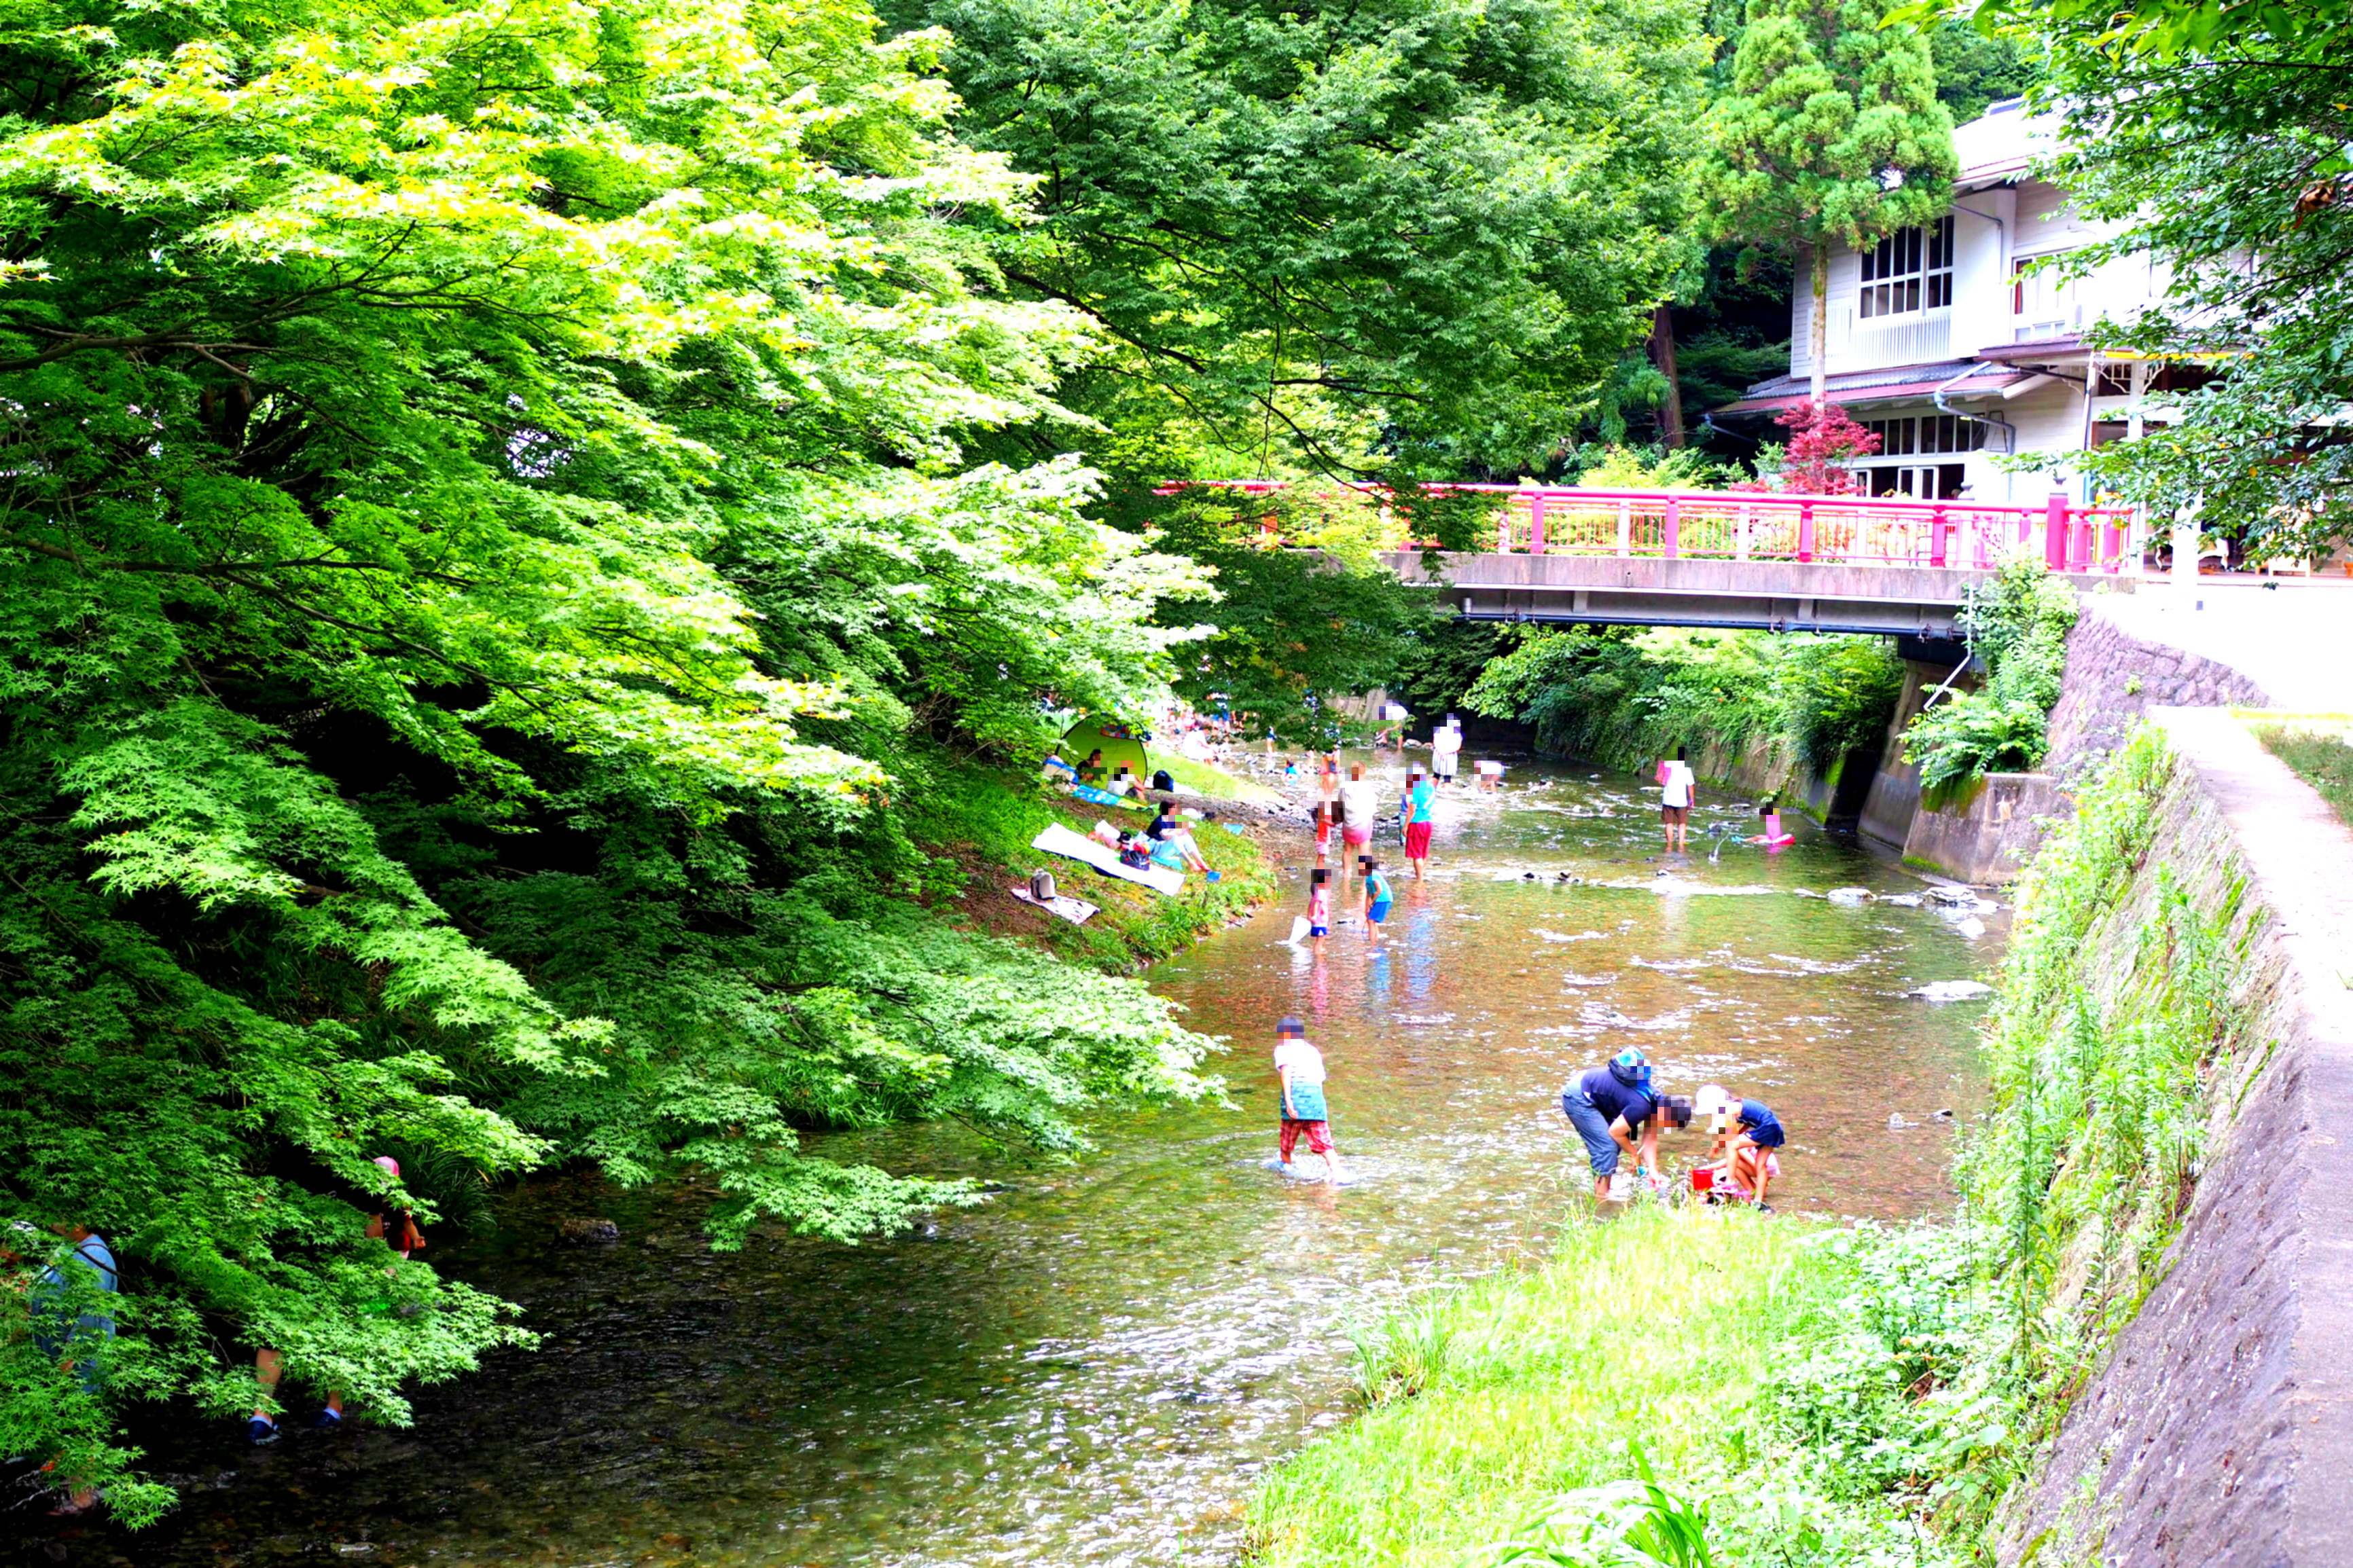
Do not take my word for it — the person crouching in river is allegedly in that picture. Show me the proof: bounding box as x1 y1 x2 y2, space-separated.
1697 1084 1784 1212
1560 1049 1664 1201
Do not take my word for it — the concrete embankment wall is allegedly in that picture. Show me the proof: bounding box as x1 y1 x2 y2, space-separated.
1864 594 2273 883
1998 709 2353 1568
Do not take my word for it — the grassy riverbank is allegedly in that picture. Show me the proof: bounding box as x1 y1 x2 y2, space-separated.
918 756 1277 971
1247 1207 1972 1568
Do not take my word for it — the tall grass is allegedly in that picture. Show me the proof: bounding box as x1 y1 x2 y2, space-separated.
2251 722 2353 828
1249 1207 1954 1568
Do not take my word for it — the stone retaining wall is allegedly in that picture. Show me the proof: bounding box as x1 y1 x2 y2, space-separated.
2046 597 2272 777
1997 709 2353 1568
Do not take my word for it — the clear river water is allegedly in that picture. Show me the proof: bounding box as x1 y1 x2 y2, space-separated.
20 756 2000 1568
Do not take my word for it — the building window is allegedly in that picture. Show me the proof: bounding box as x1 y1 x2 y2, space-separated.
2012 259 2029 314
1860 216 1955 319
1860 414 1983 458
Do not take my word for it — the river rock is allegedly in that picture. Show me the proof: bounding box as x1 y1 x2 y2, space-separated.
1827 887 1875 905
1924 884 1979 908
558 1216 620 1245
1906 980 1993 1002
1956 918 1988 938
1888 1112 1919 1129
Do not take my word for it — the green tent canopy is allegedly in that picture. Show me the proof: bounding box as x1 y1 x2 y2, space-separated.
1062 716 1152 782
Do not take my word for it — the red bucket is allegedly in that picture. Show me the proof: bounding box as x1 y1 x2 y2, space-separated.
1690 1166 1714 1193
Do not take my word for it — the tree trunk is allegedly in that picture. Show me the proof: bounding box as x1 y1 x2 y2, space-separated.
1649 304 1685 449
1809 241 1829 406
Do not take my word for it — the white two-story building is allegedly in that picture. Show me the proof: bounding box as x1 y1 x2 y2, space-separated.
1717 98 2211 503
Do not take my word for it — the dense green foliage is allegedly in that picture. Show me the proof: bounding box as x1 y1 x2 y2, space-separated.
1930 0 2353 558
1695 0 1956 399
0 0 1249 1514
1464 627 1904 782
1137 488 1450 743
893 0 1714 479
1901 560 2080 792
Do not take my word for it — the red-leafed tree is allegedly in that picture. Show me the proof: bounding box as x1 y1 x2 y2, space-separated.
1764 401 1881 494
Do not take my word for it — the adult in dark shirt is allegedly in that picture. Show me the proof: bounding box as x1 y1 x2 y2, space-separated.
1146 801 1179 841
1560 1052 1662 1200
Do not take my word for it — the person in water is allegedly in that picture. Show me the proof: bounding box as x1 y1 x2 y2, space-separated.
1359 856 1394 941
1697 1085 1785 1211
1749 799 1793 846
1402 766 1435 879
1306 866 1333 949
1560 1049 1666 1201
1274 1016 1347 1182
1659 747 1696 853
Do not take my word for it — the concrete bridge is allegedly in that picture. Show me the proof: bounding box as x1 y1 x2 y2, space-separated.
1183 480 2143 637
1384 484 2142 636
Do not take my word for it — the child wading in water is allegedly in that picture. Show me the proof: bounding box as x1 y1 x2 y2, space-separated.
1359 856 1393 942
1306 866 1333 951
1274 1016 1346 1181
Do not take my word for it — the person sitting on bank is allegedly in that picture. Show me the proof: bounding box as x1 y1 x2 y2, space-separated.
1559 1049 1666 1201
1696 1084 1785 1211
1075 748 1107 784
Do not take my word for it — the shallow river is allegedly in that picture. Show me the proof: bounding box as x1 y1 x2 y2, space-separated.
31 757 1999 1568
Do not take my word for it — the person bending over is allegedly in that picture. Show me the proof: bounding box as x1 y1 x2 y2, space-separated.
1559 1050 1662 1201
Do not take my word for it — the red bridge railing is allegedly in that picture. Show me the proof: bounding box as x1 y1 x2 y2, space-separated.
1164 481 2143 575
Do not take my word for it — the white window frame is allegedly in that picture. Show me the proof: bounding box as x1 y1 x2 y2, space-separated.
1858 217 1956 321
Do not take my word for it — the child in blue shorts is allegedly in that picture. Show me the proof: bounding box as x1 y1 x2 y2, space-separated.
1359 856 1393 941
1307 867 1332 949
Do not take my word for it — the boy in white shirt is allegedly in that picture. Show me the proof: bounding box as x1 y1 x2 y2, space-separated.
1273 1017 1347 1182
1659 747 1696 852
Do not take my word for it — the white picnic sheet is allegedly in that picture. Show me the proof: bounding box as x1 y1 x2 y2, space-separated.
1010 886 1098 925
1030 822 1187 896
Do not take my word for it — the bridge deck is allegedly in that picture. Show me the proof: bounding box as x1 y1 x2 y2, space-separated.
1384 551 2137 637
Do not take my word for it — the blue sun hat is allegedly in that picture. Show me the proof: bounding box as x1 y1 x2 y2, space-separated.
1609 1047 1651 1088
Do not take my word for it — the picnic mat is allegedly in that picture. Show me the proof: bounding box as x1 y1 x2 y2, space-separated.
1009 886 1098 926
1030 822 1186 896
1069 783 1140 808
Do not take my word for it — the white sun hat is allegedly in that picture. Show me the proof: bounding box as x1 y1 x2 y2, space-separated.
1694 1084 1738 1119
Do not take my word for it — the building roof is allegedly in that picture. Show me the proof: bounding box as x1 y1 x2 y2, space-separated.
1953 97 2058 192
1717 361 2030 416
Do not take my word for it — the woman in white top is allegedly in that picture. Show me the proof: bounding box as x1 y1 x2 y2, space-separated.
1337 765 1378 889
1659 747 1696 852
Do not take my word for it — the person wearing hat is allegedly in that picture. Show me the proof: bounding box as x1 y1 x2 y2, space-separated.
1695 1085 1784 1211
1273 1017 1347 1182
1559 1049 1665 1200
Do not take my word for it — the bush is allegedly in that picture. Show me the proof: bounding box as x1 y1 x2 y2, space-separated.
1903 559 2081 792
1465 627 1902 782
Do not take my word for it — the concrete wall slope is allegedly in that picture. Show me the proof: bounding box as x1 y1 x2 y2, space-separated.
1999 709 2353 1568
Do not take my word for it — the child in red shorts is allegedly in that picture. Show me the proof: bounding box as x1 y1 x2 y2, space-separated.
1274 1016 1346 1181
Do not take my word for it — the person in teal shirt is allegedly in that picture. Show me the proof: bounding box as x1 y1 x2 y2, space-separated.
1402 767 1435 879
1359 857 1395 941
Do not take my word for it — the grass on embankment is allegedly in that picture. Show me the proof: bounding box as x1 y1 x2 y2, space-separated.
2251 721 2353 829
1156 749 1287 803
915 756 1276 972
1248 1206 1957 1568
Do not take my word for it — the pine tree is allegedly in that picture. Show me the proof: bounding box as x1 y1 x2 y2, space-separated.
1695 0 1958 405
